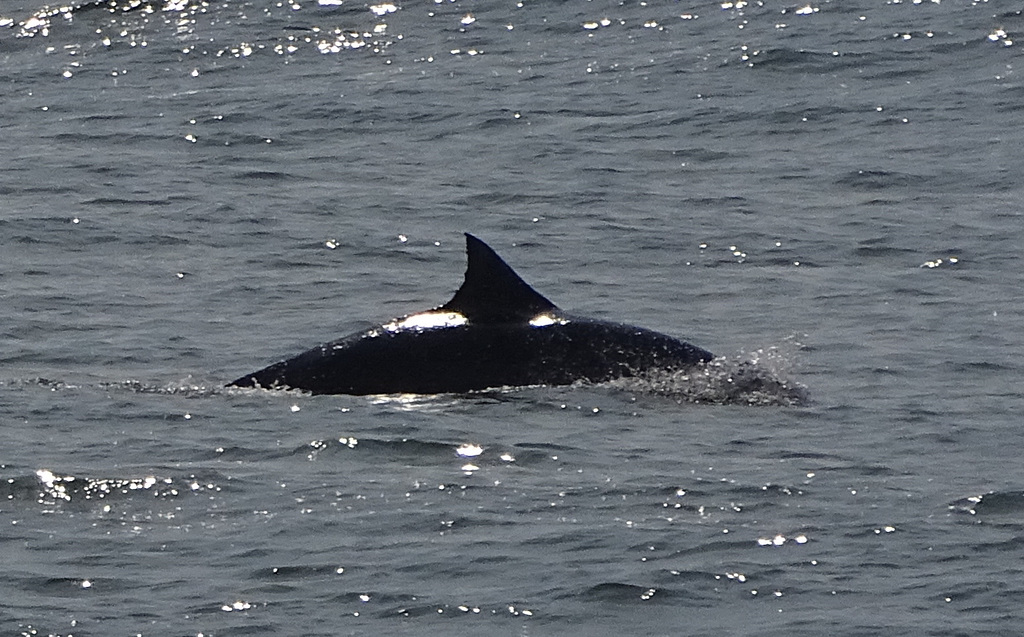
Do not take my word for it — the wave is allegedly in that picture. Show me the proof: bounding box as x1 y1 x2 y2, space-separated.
949 491 1024 517
0 467 229 507
610 344 808 407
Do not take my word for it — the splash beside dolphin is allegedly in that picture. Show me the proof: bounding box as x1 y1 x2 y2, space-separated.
228 234 714 395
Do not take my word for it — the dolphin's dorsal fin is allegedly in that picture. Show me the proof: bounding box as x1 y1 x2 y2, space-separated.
440 233 558 323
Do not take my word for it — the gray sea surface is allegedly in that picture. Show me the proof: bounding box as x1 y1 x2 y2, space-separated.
2 0 1024 634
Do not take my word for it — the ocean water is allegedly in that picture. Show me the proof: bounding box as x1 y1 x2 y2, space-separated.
2 0 1024 634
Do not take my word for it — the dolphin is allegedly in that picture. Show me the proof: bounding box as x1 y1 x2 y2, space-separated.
228 233 714 395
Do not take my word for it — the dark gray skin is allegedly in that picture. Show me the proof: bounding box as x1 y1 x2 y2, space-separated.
228 234 713 395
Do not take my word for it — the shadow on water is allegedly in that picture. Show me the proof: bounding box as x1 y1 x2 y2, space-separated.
6 341 809 408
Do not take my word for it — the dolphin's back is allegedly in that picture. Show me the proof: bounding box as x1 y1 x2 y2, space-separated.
230 316 712 395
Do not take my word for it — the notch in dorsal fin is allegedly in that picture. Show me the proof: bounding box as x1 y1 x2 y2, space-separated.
440 233 558 323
